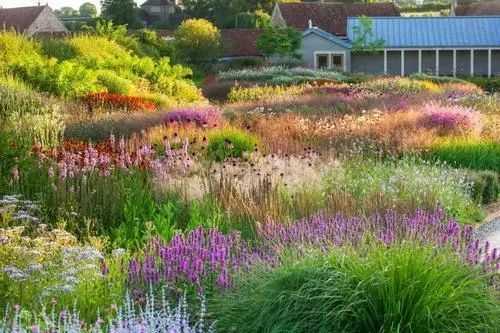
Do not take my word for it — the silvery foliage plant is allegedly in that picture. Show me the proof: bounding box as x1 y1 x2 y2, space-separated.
0 289 215 333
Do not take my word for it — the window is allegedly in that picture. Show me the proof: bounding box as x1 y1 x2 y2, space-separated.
315 52 345 71
331 54 344 70
316 54 329 69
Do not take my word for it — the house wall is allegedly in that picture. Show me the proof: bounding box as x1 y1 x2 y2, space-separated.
404 51 419 75
493 50 500 75
300 33 351 71
351 52 384 74
439 50 454 76
349 48 500 76
456 50 470 75
387 51 401 75
27 6 67 36
474 50 488 75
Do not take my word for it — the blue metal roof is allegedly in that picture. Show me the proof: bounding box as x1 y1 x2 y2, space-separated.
303 27 352 49
347 16 500 48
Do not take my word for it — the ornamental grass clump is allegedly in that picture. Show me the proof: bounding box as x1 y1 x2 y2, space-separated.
425 138 500 173
323 158 482 223
213 245 500 333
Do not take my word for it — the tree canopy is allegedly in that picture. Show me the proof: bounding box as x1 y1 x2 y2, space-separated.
256 25 302 58
101 0 143 28
174 18 221 68
79 2 98 18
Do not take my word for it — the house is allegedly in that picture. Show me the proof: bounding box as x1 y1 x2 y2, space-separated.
455 1 500 15
0 5 68 36
300 16 500 77
272 2 400 36
141 0 179 24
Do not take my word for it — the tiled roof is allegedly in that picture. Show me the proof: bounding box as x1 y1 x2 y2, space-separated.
277 2 399 36
347 16 500 48
0 5 45 32
455 1 500 15
221 29 263 57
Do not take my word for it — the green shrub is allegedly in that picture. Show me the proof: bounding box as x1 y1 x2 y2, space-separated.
40 38 77 60
218 66 346 85
465 76 500 93
214 245 500 333
207 128 259 161
0 31 202 103
426 138 500 173
0 32 41 71
469 170 500 205
96 70 134 94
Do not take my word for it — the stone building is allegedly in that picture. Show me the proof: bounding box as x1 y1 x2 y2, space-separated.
0 5 68 36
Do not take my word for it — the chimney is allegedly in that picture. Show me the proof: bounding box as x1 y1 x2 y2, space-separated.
308 19 313 29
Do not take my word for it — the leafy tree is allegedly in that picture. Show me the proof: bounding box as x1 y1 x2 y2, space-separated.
256 25 301 58
79 2 98 18
255 9 271 28
351 16 384 53
56 6 79 17
182 0 274 28
101 0 143 28
174 19 221 68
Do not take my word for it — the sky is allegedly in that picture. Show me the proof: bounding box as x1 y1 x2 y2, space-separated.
1 0 145 10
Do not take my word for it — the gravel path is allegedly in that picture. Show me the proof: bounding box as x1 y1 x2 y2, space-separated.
475 218 500 249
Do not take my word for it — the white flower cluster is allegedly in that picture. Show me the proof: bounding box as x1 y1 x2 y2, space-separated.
0 195 41 224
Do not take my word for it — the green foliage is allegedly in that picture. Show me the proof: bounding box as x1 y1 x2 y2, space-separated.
228 84 306 103
351 16 385 53
0 32 42 73
207 128 259 161
182 0 274 28
214 245 500 333
79 2 97 17
323 158 482 223
469 170 500 205
0 31 201 103
426 138 500 173
465 76 500 93
174 19 222 68
96 70 134 94
101 0 143 28
0 84 64 148
40 38 77 61
218 66 346 85
256 25 302 58
0 226 127 322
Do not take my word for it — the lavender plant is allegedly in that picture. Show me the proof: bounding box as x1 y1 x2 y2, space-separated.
129 209 499 291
